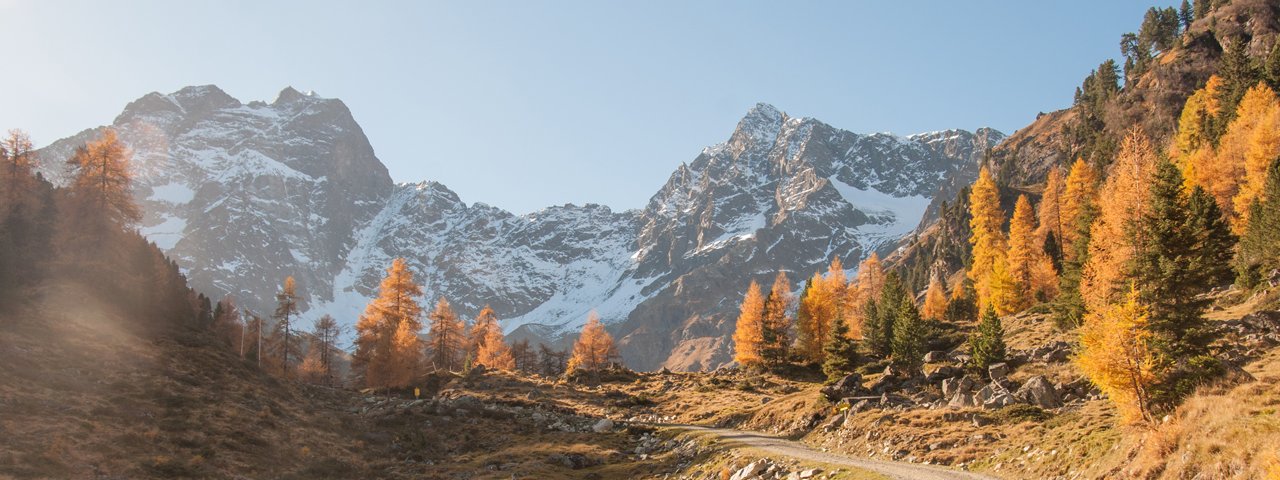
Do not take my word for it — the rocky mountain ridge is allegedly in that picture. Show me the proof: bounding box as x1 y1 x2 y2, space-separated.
34 86 1002 370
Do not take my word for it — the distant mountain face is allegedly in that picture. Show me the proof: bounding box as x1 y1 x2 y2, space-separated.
35 87 1001 370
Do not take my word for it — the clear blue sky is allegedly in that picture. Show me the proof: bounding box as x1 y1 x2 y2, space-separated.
0 1 1174 214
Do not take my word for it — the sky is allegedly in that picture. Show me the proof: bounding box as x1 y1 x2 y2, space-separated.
0 1 1176 214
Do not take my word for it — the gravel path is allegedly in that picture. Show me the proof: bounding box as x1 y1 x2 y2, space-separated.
662 424 998 480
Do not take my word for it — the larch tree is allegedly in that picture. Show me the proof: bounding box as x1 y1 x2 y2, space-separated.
1 130 36 208
353 258 425 389
1172 75 1223 163
1077 286 1158 425
426 297 466 372
1061 157 1101 261
844 253 886 338
1082 127 1159 311
271 276 300 377
468 305 500 359
1236 158 1280 283
309 314 342 385
1036 167 1065 264
66 129 141 231
732 280 767 369
797 259 844 363
567 312 618 373
921 277 948 321
967 167 1010 315
1011 194 1059 306
761 272 794 367
389 321 423 387
471 306 515 371
1209 82 1280 230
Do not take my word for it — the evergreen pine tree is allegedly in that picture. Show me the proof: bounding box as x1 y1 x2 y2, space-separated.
890 294 927 374
761 272 793 367
1236 158 1280 284
1133 159 1235 359
968 305 1007 374
1179 0 1193 32
821 315 858 383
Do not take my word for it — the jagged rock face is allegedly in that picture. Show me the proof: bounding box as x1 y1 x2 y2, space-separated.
35 85 393 311
36 89 1001 371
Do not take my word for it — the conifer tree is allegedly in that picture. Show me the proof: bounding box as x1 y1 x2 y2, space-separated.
967 167 1010 314
797 260 844 363
1236 158 1280 284
1133 159 1235 359
761 272 793 367
732 280 767 369
968 306 1007 374
944 279 978 324
476 321 516 371
353 258 425 389
1209 82 1280 230
1054 199 1098 330
0 130 36 208
271 276 300 377
66 129 141 231
863 273 905 358
845 253 885 337
1036 167 1065 255
567 312 618 373
1061 158 1101 260
1082 128 1159 311
468 305 500 359
1078 286 1157 424
890 294 927 374
1007 195 1046 310
426 297 466 372
921 277 948 321
309 314 342 385
821 315 858 382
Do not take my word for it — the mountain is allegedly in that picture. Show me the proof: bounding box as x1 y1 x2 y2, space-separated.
34 88 1002 370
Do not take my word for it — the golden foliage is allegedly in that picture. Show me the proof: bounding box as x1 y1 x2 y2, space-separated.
797 259 845 363
1171 75 1222 160
1082 128 1158 311
922 277 948 321
844 252 885 338
1061 157 1100 260
1077 286 1157 425
567 312 618 372
762 271 794 365
67 129 141 232
353 258 425 389
426 297 466 372
732 280 766 368
967 167 1010 314
1008 194 1056 308
1036 167 1065 247
472 306 515 371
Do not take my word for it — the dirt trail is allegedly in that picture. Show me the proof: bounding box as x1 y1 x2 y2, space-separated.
663 425 998 480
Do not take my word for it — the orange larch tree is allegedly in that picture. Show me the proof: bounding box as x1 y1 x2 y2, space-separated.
797 259 844 363
567 312 618 373
761 271 794 366
922 277 948 321
353 258 425 389
844 252 885 338
1077 285 1157 424
67 129 141 230
1061 157 1101 261
1082 127 1159 311
426 297 467 372
1036 167 1065 256
967 167 1010 314
471 305 515 371
732 280 767 369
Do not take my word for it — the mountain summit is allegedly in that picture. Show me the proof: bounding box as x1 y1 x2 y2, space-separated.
35 89 1001 370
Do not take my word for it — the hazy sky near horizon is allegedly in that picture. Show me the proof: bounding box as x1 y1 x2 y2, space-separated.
1 1 1175 214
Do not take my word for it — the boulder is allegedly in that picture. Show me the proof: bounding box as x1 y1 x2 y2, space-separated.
865 374 898 394
820 373 865 401
1015 375 1061 408
924 350 948 363
730 461 766 480
988 362 1010 382
947 390 975 409
942 376 976 398
982 393 1015 409
591 418 615 433
925 365 959 383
